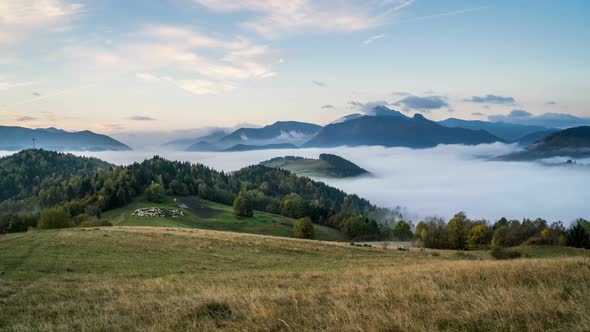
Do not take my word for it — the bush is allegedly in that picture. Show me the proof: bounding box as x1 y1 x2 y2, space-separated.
38 207 71 229
491 247 521 260
566 219 590 249
0 213 38 234
145 182 165 203
203 302 232 320
233 194 253 217
293 217 315 239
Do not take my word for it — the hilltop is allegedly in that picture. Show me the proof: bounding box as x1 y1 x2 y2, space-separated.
501 126 590 160
0 126 131 151
261 153 370 178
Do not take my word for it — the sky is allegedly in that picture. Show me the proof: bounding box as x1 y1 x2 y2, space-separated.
1 0 589 134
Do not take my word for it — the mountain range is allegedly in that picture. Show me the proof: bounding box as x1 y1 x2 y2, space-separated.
185 121 321 151
305 113 502 148
0 126 131 151
2 106 585 155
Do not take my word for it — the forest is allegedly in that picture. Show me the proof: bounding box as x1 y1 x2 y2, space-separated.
0 150 389 239
1 149 589 248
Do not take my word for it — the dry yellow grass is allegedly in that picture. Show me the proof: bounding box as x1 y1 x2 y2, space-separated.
1 227 589 331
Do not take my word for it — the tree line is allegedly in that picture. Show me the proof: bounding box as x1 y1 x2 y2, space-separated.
415 212 590 250
0 150 394 239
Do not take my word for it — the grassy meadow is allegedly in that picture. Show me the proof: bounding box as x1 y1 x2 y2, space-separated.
1 226 589 331
103 195 346 241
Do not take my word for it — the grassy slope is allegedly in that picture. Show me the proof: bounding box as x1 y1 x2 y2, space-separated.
102 196 346 242
262 158 367 178
1 227 589 331
265 158 337 177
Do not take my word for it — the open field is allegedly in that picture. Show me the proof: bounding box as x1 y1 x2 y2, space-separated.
103 196 346 241
1 227 589 331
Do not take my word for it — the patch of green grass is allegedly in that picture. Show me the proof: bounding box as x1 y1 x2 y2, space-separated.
102 196 346 241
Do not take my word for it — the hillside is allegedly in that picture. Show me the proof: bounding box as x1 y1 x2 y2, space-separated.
513 129 560 145
0 126 131 151
103 195 345 241
215 121 322 148
305 113 502 148
0 149 391 240
501 126 590 160
0 227 588 331
0 149 112 202
261 154 369 178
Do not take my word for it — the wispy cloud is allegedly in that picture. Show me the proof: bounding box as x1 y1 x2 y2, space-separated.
465 94 516 105
134 72 236 95
128 115 156 121
16 116 37 122
2 83 97 107
0 0 82 46
321 104 335 110
312 80 326 87
349 100 392 113
488 110 590 128
60 24 276 96
0 80 38 91
193 0 415 38
363 34 385 45
396 6 490 24
394 95 449 112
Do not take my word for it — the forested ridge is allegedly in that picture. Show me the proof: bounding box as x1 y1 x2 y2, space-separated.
0 149 392 239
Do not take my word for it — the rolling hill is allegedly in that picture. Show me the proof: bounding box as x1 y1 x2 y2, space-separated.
103 195 345 241
0 126 131 151
501 126 590 160
261 153 369 178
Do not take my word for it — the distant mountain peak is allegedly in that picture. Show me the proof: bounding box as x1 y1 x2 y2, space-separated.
0 125 131 151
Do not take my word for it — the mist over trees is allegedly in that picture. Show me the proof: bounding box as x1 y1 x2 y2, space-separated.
1 149 588 248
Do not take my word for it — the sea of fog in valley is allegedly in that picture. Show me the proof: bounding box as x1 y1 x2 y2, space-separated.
2 143 589 223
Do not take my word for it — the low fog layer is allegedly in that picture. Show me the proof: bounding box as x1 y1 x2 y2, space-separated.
2 144 588 223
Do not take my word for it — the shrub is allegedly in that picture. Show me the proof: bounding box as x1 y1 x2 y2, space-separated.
0 214 38 234
38 207 71 229
293 217 315 239
79 220 97 227
203 302 232 320
491 247 521 260
566 220 590 249
233 194 253 217
145 182 165 203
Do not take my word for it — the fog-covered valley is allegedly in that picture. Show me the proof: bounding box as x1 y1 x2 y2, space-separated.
3 143 587 223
